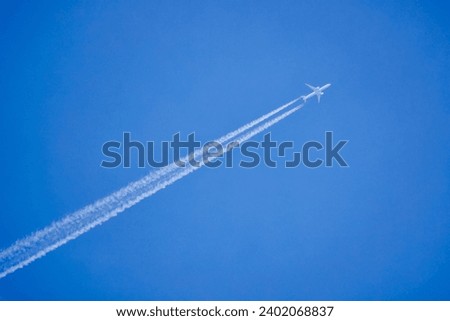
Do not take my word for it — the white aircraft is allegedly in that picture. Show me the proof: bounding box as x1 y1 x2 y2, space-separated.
301 83 331 103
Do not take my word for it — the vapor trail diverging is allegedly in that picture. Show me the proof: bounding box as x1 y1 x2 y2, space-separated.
0 100 304 280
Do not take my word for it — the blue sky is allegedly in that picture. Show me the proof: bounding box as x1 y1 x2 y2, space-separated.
0 1 449 300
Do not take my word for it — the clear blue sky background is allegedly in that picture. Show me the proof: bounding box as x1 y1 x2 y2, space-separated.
0 1 449 300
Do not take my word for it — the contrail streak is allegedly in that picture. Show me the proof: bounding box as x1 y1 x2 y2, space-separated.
0 101 304 280
0 96 300 261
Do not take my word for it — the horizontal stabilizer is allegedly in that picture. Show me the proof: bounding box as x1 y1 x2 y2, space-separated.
305 83 316 91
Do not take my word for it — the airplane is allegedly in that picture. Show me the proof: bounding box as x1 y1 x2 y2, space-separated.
301 83 331 103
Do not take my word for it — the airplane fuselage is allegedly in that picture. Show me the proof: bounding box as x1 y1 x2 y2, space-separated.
302 83 331 103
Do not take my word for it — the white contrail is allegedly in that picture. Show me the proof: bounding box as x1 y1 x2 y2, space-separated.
0 101 304 280
120 95 302 184
0 96 301 261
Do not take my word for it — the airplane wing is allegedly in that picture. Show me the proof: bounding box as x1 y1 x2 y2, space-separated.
305 83 316 91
